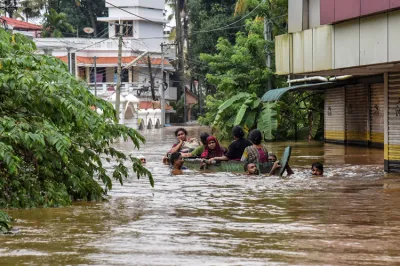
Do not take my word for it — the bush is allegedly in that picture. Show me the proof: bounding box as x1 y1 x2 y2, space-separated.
0 30 152 208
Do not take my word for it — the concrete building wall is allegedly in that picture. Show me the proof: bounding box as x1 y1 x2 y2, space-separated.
288 0 308 33
309 0 320 28
360 13 388 65
106 0 164 9
334 20 360 69
276 10 400 75
389 10 400 61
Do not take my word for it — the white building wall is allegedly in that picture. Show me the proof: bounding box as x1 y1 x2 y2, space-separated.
106 0 164 10
389 10 400 62
276 9 400 74
334 20 360 69
360 13 388 65
308 0 320 28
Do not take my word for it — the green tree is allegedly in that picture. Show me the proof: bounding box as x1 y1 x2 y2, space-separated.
0 30 152 208
42 8 75 37
0 211 12 234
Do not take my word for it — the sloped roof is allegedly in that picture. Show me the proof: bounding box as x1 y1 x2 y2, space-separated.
0 16 42 31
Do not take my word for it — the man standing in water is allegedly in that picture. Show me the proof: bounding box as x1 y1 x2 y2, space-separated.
170 152 186 175
244 162 259 175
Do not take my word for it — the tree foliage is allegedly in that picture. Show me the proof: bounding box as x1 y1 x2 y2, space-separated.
42 9 75 37
0 30 152 208
0 211 13 233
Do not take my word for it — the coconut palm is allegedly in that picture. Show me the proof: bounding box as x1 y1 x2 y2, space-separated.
42 8 75 37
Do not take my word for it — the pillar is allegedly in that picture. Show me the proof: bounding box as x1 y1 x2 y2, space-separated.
86 67 90 83
129 67 133 83
384 73 389 171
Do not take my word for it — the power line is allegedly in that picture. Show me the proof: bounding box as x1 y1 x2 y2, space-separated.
104 1 172 28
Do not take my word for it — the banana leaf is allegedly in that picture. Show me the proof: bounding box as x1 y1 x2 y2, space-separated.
257 102 278 140
244 110 257 129
214 92 250 125
234 97 254 125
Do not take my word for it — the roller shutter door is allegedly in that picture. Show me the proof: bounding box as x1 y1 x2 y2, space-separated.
325 87 345 143
387 73 400 172
345 85 368 146
370 83 384 146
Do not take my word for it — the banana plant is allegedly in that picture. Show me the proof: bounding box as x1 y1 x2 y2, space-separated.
212 93 278 140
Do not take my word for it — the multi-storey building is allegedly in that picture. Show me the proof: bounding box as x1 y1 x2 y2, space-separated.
34 0 177 105
274 0 400 172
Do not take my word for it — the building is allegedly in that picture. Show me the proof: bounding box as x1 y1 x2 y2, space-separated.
274 0 400 172
33 0 178 116
0 16 42 38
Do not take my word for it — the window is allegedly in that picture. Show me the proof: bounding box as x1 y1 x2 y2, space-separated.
115 21 133 37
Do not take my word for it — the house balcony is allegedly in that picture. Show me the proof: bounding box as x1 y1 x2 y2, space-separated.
87 82 177 101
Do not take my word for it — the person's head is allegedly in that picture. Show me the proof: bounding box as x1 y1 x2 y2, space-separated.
311 162 323 176
174 128 188 141
170 152 184 169
200 132 210 146
248 129 263 145
244 162 259 175
268 153 277 163
138 155 146 165
232 125 245 140
206 136 218 150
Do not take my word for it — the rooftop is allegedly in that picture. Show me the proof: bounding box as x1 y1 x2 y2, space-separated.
0 16 42 31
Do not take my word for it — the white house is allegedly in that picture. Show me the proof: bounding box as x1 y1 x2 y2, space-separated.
33 0 177 105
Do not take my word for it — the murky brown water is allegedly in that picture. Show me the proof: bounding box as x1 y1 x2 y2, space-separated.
2 126 400 265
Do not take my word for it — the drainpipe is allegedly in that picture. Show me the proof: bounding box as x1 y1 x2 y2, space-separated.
289 76 329 84
328 75 353 82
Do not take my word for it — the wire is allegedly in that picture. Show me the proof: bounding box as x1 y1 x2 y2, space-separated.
104 1 173 28
191 3 262 34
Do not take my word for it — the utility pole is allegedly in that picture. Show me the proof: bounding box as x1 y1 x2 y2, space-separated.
93 56 97 97
264 17 272 91
161 43 166 127
147 55 156 101
115 22 123 122
175 0 186 123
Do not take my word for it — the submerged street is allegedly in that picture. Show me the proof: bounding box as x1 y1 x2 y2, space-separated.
1 126 400 265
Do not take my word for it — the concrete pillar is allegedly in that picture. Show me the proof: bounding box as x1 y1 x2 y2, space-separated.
86 67 90 83
384 73 389 171
129 67 133 83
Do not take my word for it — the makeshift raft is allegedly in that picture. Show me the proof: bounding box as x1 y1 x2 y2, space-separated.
182 146 292 176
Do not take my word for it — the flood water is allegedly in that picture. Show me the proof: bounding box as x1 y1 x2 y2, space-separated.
2 126 400 265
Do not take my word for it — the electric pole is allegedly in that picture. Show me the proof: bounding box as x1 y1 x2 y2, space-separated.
147 55 156 101
115 22 123 122
161 43 166 127
175 0 186 123
264 17 272 91
94 56 97 97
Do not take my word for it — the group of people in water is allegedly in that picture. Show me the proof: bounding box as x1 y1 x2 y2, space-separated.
165 126 324 176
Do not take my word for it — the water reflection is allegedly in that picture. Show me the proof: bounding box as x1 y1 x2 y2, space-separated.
2 126 400 265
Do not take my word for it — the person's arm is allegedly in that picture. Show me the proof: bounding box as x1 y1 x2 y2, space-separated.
207 155 229 164
170 140 184 154
286 164 294 175
269 161 281 175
